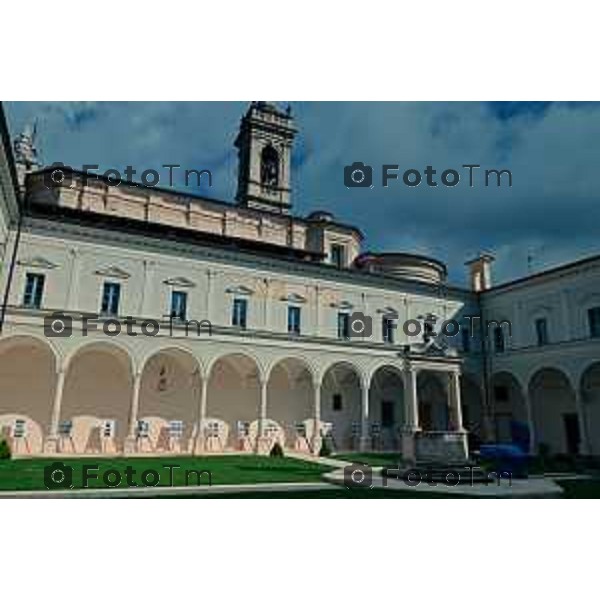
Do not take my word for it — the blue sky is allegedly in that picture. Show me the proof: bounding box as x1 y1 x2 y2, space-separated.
6 101 600 286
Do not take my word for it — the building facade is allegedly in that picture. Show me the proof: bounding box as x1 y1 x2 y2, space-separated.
0 102 598 461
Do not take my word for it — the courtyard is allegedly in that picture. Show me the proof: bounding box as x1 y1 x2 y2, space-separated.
0 452 598 498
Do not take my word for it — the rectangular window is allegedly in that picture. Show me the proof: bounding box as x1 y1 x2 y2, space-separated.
461 326 471 353
100 282 121 316
535 317 549 346
232 297 248 329
23 272 45 309
337 312 350 339
332 394 343 411
494 325 505 353
382 317 395 344
288 305 301 335
330 244 346 269
170 290 188 321
588 307 600 338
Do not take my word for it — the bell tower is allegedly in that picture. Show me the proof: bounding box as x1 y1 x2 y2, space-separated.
235 102 296 214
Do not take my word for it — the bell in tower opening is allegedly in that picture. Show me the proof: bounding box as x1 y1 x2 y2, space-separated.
235 102 296 214
260 144 279 189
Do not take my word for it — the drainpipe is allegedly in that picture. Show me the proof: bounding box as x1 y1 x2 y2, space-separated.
477 292 494 442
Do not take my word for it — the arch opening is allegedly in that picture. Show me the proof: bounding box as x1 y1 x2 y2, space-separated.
267 357 314 452
320 361 362 452
60 343 133 454
0 336 57 455
206 353 261 452
529 368 578 455
369 365 404 451
417 371 448 432
137 348 202 454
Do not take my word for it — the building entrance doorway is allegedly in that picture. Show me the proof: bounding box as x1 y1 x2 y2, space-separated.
563 413 580 455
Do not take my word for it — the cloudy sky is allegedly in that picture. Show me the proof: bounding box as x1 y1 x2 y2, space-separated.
5 101 600 286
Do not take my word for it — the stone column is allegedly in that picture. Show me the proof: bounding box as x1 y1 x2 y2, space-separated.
194 375 208 454
311 377 322 455
514 301 524 348
575 388 590 456
403 367 419 430
448 371 469 460
524 392 536 454
256 376 269 454
314 285 321 337
401 366 420 464
205 269 215 325
263 278 271 330
359 376 371 451
139 260 155 316
65 249 79 310
560 290 572 342
448 371 465 432
44 367 66 453
124 372 142 454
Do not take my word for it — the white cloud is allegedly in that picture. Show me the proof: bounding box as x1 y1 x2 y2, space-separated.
6 101 600 286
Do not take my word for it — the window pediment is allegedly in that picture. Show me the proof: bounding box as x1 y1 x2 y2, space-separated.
226 284 254 296
528 304 553 318
281 292 307 304
18 256 58 270
164 276 195 288
94 265 131 280
330 300 354 310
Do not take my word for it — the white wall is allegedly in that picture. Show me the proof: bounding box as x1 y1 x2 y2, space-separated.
9 230 469 348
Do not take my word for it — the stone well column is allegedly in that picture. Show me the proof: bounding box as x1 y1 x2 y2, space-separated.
401 365 420 464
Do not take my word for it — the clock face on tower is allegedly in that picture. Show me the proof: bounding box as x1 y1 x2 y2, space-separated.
261 144 279 188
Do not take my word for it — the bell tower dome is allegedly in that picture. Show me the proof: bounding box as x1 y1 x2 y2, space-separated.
235 102 296 214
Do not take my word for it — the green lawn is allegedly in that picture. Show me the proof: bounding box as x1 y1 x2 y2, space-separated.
555 478 600 498
0 455 332 491
3 455 597 498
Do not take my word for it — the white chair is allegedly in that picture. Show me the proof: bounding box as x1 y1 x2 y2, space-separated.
168 420 184 452
205 420 225 452
101 419 116 453
236 420 252 451
11 419 29 454
136 419 151 452
58 420 75 453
